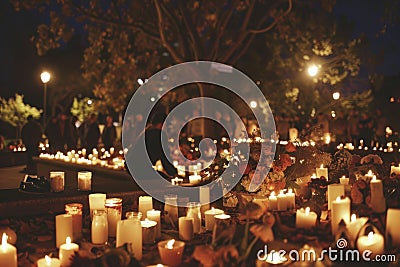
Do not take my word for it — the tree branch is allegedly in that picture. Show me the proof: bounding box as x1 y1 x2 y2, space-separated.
178 1 201 60
249 0 292 34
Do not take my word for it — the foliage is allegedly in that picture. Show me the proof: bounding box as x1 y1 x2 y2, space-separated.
70 97 98 122
0 94 41 137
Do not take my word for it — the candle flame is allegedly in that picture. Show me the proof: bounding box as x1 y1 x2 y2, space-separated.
351 214 356 222
45 255 51 264
270 192 275 197
367 170 373 176
336 196 341 202
305 207 310 215
156 265 164 267
320 164 323 168
288 188 293 194
372 175 377 181
1 233 7 248
367 232 374 240
211 207 215 212
342 175 346 179
166 239 175 249
66 236 71 248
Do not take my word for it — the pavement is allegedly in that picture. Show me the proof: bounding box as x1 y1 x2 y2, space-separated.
0 165 25 189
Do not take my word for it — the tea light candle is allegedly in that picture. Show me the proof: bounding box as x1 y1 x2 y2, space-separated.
178 217 194 241
268 192 277 210
296 207 317 229
364 170 374 179
55 214 73 248
158 239 185 267
390 164 400 177
59 237 79 267
37 255 60 267
339 175 349 185
357 231 384 257
277 190 287 211
147 210 161 239
189 172 201 184
286 189 295 209
0 233 17 267
316 164 328 179
370 175 386 213
138 196 153 219
347 214 368 245
331 196 350 235
116 219 142 260
141 219 157 244
386 208 400 247
204 207 224 231
77 171 92 191
327 184 345 210
88 193 106 219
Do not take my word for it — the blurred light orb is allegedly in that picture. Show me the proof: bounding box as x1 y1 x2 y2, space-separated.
332 92 340 100
250 101 257 108
307 65 319 77
40 71 51 83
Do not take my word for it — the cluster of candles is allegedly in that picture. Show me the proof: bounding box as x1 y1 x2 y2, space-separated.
39 147 126 170
267 189 296 211
337 140 400 153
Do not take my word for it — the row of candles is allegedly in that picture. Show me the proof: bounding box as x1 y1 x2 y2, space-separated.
48 170 93 192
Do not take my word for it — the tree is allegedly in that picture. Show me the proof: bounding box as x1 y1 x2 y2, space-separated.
70 97 98 123
0 94 42 138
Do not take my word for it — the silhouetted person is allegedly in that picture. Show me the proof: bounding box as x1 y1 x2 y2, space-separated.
80 114 100 151
102 115 117 149
45 116 59 152
21 116 42 174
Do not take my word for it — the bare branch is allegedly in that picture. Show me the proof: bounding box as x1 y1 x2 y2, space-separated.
249 0 292 34
178 1 201 60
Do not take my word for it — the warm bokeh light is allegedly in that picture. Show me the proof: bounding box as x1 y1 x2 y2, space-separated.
307 65 319 77
40 71 51 83
250 101 257 108
332 92 340 100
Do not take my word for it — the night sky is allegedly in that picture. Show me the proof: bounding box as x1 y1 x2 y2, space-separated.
0 1 399 109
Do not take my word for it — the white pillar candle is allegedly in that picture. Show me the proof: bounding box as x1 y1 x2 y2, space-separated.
268 192 277 211
37 255 60 267
189 173 201 184
277 191 287 211
88 193 106 219
186 202 201 234
147 210 161 239
116 219 142 260
49 171 65 192
138 196 153 219
77 171 92 191
158 239 185 267
370 175 386 213
55 214 73 248
59 237 79 267
285 189 295 209
295 207 317 229
179 217 194 241
105 198 122 237
141 219 157 244
204 208 224 231
357 231 384 257
0 233 17 267
164 195 178 227
347 214 368 246
386 208 400 248
199 186 210 217
327 184 345 210
339 176 349 185
316 164 328 179
331 197 350 235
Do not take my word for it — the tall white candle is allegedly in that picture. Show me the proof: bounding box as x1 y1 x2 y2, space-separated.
370 176 386 213
327 184 345 210
141 219 157 244
147 210 161 239
116 219 142 260
316 164 328 179
59 237 79 267
386 208 400 247
204 208 224 231
55 214 73 248
88 193 106 219
199 186 210 217
0 233 17 267
37 255 60 267
138 196 153 219
296 207 317 229
189 173 201 184
277 190 287 211
179 217 194 241
164 194 178 227
331 197 350 235
286 189 295 209
347 214 368 246
268 192 277 211
357 231 384 257
186 202 202 234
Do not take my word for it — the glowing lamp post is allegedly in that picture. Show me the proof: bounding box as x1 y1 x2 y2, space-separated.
307 65 319 77
40 71 51 125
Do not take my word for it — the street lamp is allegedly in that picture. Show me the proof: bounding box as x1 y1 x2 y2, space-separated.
332 92 340 100
307 64 319 77
40 71 51 125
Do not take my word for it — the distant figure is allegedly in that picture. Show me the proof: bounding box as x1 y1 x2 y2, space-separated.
375 109 388 147
102 115 117 149
316 112 329 135
21 116 42 174
0 135 5 150
45 116 60 152
80 114 100 151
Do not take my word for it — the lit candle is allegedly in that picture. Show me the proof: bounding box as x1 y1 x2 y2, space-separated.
357 231 384 257
285 189 295 209
277 190 287 211
316 164 328 179
171 177 183 185
141 219 157 244
264 251 288 265
88 193 106 219
147 210 161 239
386 208 400 248
390 164 400 177
49 171 65 192
327 184 345 210
268 192 277 211
116 219 142 260
59 237 79 267
331 196 350 235
158 239 185 267
138 196 153 219
347 214 368 246
296 207 317 229
204 207 224 231
65 203 83 241
105 198 123 237
77 171 92 191
37 255 60 267
189 172 201 184
339 175 349 185
370 175 386 213
365 170 374 179
178 217 194 241
177 165 186 177
0 233 17 267
55 214 73 248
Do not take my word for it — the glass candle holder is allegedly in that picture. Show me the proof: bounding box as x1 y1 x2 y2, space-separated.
186 202 201 234
158 239 185 267
65 203 83 240
141 219 157 244
50 171 64 192
126 211 142 220
88 193 106 220
105 198 122 237
91 209 108 244
77 171 92 191
164 194 178 227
